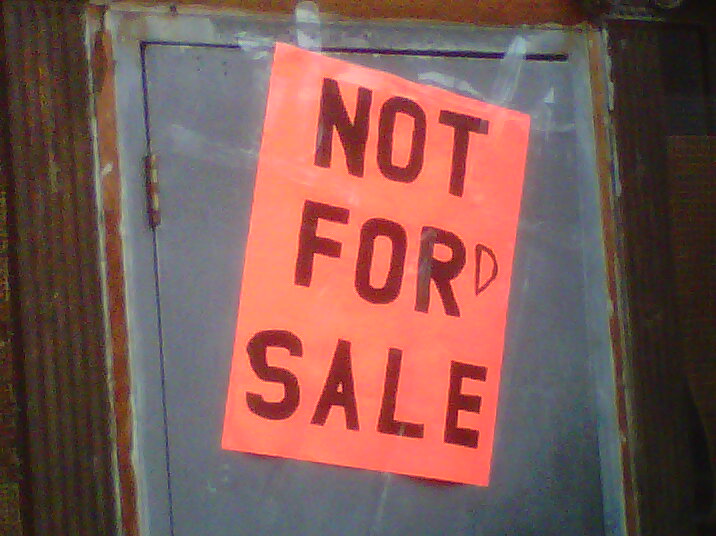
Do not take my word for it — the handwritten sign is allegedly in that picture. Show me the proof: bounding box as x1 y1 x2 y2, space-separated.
222 43 530 486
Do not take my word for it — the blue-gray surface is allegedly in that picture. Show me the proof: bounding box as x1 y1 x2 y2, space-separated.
123 28 614 535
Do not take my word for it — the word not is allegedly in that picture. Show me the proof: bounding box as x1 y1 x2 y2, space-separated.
315 77 490 197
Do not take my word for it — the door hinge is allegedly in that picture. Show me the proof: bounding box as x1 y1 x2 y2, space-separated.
144 153 161 228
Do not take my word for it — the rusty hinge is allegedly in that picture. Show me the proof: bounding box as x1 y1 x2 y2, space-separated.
144 153 161 228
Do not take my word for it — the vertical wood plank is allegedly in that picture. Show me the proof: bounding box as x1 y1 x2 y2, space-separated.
0 2 119 535
607 19 697 536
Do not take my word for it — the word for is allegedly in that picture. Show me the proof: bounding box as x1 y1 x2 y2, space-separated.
295 200 499 317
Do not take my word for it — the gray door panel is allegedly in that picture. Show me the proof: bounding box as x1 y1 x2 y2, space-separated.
117 18 621 535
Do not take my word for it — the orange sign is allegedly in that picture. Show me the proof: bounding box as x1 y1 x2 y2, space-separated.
222 43 530 486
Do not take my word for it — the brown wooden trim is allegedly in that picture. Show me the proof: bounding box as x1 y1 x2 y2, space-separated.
88 4 139 536
587 29 640 536
1 2 119 535
96 0 588 26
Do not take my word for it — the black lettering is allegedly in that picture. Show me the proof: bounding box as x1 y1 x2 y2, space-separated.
444 361 487 448
438 110 489 197
294 200 349 287
377 348 424 438
377 96 426 183
314 78 372 177
415 226 466 317
311 339 360 430
355 218 407 304
475 244 498 296
245 330 302 420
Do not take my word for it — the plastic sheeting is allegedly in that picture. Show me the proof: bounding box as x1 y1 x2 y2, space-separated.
109 6 624 535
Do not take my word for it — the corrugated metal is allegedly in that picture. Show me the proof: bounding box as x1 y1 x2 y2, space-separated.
606 19 697 536
0 2 118 535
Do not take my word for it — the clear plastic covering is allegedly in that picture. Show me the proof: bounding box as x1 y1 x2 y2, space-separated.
110 5 623 536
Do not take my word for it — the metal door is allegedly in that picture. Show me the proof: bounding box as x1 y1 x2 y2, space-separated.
111 10 624 536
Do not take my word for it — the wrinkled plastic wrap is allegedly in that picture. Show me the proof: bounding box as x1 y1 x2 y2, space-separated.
111 5 623 536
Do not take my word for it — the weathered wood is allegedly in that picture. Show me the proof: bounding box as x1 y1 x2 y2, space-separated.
104 0 588 25
0 2 119 535
667 136 716 528
607 19 698 536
